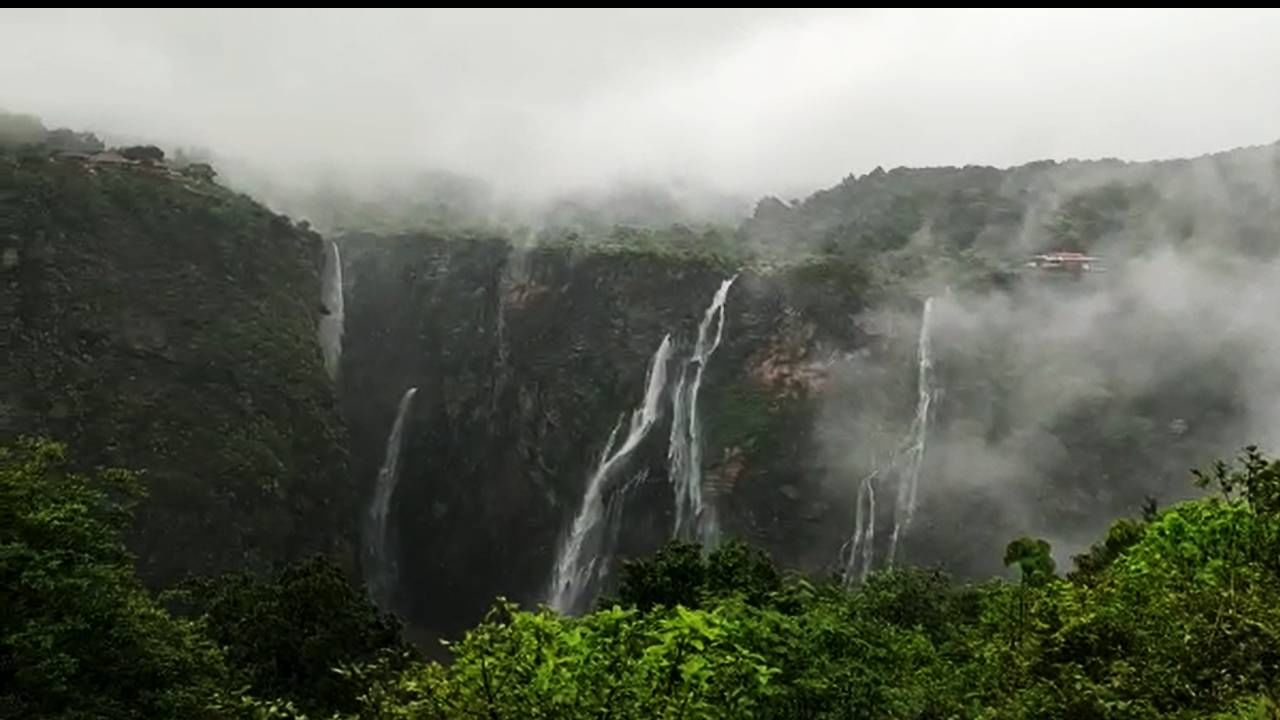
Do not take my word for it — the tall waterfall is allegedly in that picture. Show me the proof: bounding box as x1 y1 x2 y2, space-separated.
548 335 673 614
364 387 417 611
888 296 935 565
669 276 737 545
842 296 937 584
318 240 345 380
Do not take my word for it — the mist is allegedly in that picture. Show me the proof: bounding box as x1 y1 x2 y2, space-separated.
7 5 1280 580
4 8 1280 209
820 142 1280 576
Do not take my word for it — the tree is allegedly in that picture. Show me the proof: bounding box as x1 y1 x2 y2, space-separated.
118 144 165 163
0 438 227 719
1003 536 1056 586
359 601 776 720
1194 445 1280 516
0 111 46 147
613 540 783 611
853 567 967 642
704 541 783 606
1068 517 1147 583
1002 536 1055 651
614 541 705 610
180 162 217 182
45 128 104 153
172 556 413 716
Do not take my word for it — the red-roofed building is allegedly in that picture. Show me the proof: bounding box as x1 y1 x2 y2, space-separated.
1025 251 1105 274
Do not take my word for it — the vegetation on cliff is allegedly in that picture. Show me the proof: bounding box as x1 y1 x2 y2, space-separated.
0 132 354 586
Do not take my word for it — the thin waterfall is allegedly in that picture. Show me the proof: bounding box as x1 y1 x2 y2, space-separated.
861 471 877 581
842 465 880 587
318 240 345 380
667 365 691 535
364 387 417 611
669 276 737 544
548 335 673 614
842 296 938 584
888 297 935 565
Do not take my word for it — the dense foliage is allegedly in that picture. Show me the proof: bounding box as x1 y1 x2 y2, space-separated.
0 438 405 719
11 436 1278 718
0 438 227 719
353 448 1280 719
172 558 414 716
0 138 354 587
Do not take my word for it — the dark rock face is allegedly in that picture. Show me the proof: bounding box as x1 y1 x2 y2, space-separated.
340 201 1270 642
0 151 355 584
340 233 875 637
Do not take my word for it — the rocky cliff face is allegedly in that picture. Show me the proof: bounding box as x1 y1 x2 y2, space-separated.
341 236 1258 643
339 233 882 636
339 142 1280 641
0 149 354 584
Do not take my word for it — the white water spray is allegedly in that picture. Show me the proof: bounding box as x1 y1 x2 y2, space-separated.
318 240 345 380
669 276 737 545
365 387 417 611
548 335 673 614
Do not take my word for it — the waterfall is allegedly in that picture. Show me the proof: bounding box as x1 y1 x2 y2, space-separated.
548 335 673 614
667 365 691 535
842 465 880 587
318 240 345 380
888 297 935 565
669 276 737 545
860 472 877 582
597 468 649 586
842 296 937 585
364 387 417 611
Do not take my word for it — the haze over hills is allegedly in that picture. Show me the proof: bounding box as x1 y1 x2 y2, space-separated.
6 102 1280 625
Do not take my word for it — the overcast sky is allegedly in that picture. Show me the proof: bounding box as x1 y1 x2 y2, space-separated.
2 8 1279 198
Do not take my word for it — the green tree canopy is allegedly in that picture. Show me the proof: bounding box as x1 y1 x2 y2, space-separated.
0 438 227 719
172 556 413 716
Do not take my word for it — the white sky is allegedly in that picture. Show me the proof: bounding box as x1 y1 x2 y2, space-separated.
2 8 1279 198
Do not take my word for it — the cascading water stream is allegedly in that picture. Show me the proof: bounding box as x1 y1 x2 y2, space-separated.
668 276 737 545
318 240 345 380
888 296 935 565
841 296 937 585
548 335 673 614
667 366 690 533
364 387 417 611
842 464 880 587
